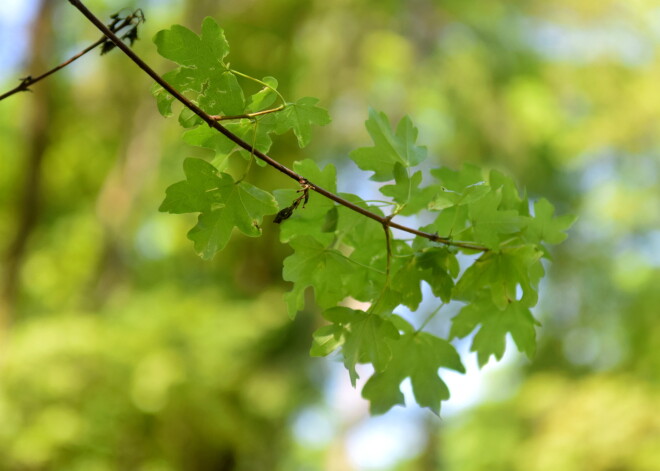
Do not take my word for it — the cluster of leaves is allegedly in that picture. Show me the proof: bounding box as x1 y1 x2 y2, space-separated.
153 18 575 414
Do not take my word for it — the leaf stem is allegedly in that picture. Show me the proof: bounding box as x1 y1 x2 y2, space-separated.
67 0 489 253
237 119 258 183
367 222 393 315
210 105 285 121
361 200 397 205
230 69 287 104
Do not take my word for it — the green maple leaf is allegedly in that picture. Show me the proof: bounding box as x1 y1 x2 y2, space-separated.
380 164 438 215
182 117 276 169
525 198 576 246
450 297 539 367
332 194 388 302
427 166 490 223
246 76 279 112
177 107 203 128
320 307 400 385
310 324 344 357
375 253 425 312
468 189 525 249
154 17 229 68
416 247 459 303
425 204 471 240
362 327 465 415
350 108 427 181
275 97 331 147
376 246 458 311
489 169 528 213
153 17 244 115
159 157 223 213
431 163 485 192
160 158 278 259
454 246 544 309
282 236 353 318
335 194 386 250
152 70 179 117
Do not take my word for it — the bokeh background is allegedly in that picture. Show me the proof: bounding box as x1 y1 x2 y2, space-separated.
1 0 660 469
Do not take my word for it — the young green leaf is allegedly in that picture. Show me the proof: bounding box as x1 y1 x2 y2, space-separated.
282 236 353 318
362 328 465 415
310 324 344 357
320 307 400 385
154 18 229 67
450 297 539 367
246 76 280 112
525 198 577 246
489 169 528 213
182 117 276 169
275 97 331 147
454 246 544 309
160 158 278 259
153 18 245 115
380 164 438 215
350 108 427 181
334 195 388 301
426 205 471 240
416 247 459 303
467 189 525 249
431 164 485 192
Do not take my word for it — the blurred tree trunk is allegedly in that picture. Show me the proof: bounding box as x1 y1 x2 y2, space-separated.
0 0 53 334
91 98 162 307
416 416 442 470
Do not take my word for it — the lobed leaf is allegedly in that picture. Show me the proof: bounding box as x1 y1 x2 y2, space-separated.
525 198 577 246
322 307 400 385
275 97 331 147
282 236 353 318
450 297 539 367
363 325 465 415
350 108 427 181
160 158 278 259
467 188 526 249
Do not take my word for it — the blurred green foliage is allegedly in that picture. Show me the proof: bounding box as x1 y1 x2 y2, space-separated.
0 290 315 470
442 373 660 471
1 0 659 469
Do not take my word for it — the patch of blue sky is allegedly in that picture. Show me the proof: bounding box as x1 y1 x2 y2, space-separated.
0 0 39 83
522 17 657 67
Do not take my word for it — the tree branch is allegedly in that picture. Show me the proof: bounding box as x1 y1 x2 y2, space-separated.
67 0 488 253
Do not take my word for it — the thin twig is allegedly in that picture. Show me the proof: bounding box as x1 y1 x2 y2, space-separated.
0 38 104 101
231 69 287 104
0 13 141 102
67 0 488 253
